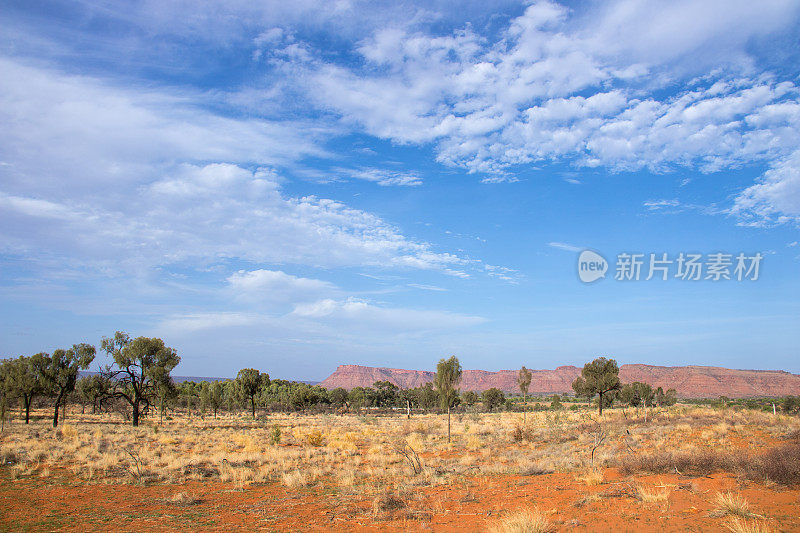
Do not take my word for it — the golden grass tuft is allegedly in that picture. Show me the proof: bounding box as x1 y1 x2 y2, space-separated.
575 468 604 486
635 484 671 503
165 492 202 506
488 508 553 533
723 517 774 533
713 492 754 518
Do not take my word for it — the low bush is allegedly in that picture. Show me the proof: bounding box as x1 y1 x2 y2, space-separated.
619 441 800 486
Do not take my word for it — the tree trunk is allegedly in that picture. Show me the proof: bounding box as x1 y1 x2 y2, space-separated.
53 398 61 428
598 391 604 416
251 397 256 418
523 393 527 424
447 405 451 443
132 399 140 427
406 399 410 419
24 396 31 424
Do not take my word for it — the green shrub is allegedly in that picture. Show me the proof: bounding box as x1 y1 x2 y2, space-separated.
269 424 281 445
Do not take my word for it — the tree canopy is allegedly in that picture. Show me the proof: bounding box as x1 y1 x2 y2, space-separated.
435 356 463 442
572 357 621 415
101 332 180 426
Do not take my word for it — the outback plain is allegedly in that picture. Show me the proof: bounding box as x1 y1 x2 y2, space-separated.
2 395 800 532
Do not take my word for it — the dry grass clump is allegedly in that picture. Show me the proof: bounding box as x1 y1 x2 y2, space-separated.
510 425 534 443
305 430 324 447
635 484 671 502
281 470 311 488
723 517 774 533
575 468 604 486
371 489 407 518
712 492 754 518
164 492 202 506
488 508 553 533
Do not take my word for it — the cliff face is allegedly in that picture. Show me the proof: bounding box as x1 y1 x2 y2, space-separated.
319 364 800 398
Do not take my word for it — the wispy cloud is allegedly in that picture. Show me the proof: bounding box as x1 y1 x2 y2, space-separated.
548 242 583 253
407 283 447 292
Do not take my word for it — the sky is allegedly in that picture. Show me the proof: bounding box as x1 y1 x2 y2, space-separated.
0 0 799 380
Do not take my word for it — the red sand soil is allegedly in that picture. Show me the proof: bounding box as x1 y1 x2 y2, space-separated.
1 466 799 532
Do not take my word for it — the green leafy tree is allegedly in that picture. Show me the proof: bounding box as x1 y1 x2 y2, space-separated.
155 376 178 423
330 387 349 410
235 368 269 418
654 386 677 407
481 387 505 411
348 386 371 410
517 366 532 423
3 355 47 424
782 396 800 415
372 380 399 408
36 344 96 427
434 356 462 443
572 357 622 416
415 383 438 411
461 390 478 407
77 375 109 414
0 359 13 430
101 332 181 427
208 381 224 418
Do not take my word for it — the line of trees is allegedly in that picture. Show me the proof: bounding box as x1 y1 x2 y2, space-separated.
0 345 96 428
0 332 179 428
8 346 794 429
571 356 678 415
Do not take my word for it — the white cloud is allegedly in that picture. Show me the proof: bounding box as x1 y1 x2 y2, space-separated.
158 312 262 334
0 58 509 278
289 1 800 225
346 168 423 187
227 269 337 303
731 149 800 225
547 242 582 253
0 162 477 276
0 58 327 199
291 297 485 330
407 283 446 291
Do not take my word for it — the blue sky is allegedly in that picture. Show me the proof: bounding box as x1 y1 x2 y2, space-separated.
1 0 798 379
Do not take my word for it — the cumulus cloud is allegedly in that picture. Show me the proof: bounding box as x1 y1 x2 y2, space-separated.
0 162 477 276
732 149 800 225
0 58 503 277
289 1 800 224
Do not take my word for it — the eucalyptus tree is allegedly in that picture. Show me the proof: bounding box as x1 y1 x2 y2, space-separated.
572 357 621 416
517 366 533 423
435 356 462 443
101 332 181 427
36 344 96 427
234 368 269 418
2 355 46 424
77 374 109 414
